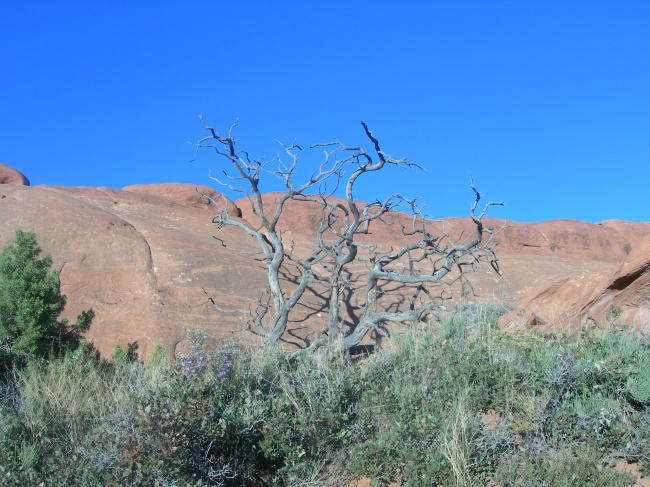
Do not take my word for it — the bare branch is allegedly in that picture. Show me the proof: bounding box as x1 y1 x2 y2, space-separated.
192 119 504 355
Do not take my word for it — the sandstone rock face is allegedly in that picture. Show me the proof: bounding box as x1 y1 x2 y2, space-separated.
0 164 647 358
0 181 264 359
499 308 539 329
123 184 242 218
240 194 637 307
510 236 650 335
0 163 29 186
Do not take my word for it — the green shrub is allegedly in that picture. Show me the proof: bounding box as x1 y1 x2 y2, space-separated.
2 301 649 485
112 341 140 368
257 354 360 482
627 363 650 405
494 441 635 487
148 343 167 367
0 230 93 371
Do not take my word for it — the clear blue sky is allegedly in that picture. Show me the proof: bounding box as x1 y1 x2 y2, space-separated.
1 1 648 223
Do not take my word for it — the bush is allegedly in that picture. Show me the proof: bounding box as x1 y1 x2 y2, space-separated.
112 341 140 368
1 301 648 485
0 230 93 372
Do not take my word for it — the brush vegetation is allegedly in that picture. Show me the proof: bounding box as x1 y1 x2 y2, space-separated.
1 300 649 486
0 230 93 373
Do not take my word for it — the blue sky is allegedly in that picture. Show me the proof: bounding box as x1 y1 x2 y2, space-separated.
1 1 648 223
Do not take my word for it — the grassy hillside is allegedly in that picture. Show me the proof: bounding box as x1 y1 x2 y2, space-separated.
1 302 648 486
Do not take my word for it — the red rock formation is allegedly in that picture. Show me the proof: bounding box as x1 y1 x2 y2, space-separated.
0 163 29 186
1 164 648 357
0 180 264 359
123 184 242 218
505 235 650 335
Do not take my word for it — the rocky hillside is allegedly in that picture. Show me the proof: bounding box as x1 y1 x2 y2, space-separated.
1 162 648 358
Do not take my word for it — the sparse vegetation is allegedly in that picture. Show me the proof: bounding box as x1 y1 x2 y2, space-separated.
1 300 648 486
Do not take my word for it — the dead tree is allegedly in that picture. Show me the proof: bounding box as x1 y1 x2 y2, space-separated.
312 176 504 355
192 118 503 353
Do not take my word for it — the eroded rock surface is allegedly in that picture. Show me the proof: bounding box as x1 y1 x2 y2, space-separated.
0 164 647 358
0 163 29 186
0 180 263 359
504 236 650 335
